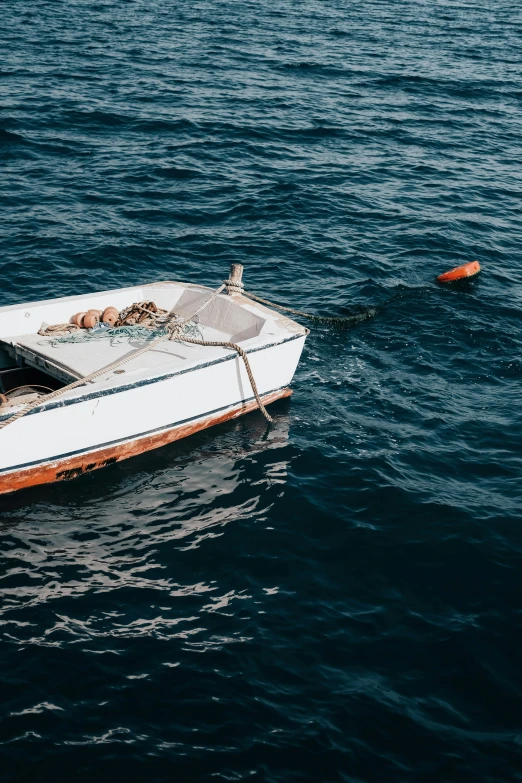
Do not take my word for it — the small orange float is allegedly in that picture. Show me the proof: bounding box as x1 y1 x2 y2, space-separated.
71 311 87 327
102 307 118 326
437 260 480 283
83 313 99 329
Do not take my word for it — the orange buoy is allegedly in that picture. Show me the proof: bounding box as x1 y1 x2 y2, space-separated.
71 311 87 327
437 260 480 283
102 307 118 326
82 313 99 329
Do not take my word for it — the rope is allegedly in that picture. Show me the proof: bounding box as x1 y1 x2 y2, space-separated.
178 336 272 423
5 384 54 397
38 322 81 336
241 290 377 328
223 277 245 295
116 300 167 328
0 284 226 431
0 283 273 428
1 276 368 432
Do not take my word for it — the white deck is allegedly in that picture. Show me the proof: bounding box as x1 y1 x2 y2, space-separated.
0 281 301 388
6 321 233 383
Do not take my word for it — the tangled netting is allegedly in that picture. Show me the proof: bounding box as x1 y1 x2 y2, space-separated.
39 320 204 349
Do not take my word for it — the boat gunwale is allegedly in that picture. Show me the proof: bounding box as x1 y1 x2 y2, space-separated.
0 279 208 315
0 332 305 422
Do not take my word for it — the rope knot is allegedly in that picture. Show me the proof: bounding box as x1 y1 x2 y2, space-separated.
223 278 245 295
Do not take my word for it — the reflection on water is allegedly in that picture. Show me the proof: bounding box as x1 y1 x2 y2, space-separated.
0 407 296 768
0 406 292 650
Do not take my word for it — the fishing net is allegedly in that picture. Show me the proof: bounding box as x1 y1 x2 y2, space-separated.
38 320 204 349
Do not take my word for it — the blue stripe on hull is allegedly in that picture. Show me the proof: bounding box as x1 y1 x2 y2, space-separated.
0 386 288 476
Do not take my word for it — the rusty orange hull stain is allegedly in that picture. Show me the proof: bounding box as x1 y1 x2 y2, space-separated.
0 388 292 495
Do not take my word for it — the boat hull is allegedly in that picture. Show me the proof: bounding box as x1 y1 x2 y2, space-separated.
0 387 291 495
0 333 305 495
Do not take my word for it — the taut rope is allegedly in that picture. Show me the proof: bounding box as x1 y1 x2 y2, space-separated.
241 289 377 327
224 277 378 328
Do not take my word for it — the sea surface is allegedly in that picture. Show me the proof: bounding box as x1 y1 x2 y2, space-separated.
1 1 522 780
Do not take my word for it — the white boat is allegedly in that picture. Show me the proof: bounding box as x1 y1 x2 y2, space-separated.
0 266 307 495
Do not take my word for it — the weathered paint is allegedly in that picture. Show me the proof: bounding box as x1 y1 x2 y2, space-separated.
0 388 291 495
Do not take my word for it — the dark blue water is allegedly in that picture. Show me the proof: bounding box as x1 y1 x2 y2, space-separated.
2 1 522 780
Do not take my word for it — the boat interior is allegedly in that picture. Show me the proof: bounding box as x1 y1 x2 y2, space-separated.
0 282 282 408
